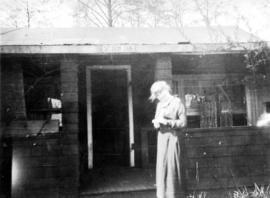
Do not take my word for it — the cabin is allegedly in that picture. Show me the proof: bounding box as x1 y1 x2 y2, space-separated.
0 27 270 198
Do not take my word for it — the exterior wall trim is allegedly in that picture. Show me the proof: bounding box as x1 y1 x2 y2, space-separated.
0 42 262 54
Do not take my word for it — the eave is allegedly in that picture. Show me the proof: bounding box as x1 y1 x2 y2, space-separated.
0 42 263 55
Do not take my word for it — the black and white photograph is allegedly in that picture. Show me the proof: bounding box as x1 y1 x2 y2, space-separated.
0 0 270 197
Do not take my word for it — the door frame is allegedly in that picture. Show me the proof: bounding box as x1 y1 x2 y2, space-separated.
86 65 135 169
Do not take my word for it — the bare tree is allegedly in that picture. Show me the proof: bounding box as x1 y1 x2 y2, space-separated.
75 0 125 27
0 0 33 28
0 0 65 28
0 0 269 43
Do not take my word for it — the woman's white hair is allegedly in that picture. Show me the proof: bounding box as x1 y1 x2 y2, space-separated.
149 81 171 102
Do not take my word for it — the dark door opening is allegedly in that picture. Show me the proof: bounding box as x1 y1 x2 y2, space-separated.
91 69 129 167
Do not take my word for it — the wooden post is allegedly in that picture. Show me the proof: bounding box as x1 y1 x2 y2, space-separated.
154 55 173 86
245 86 264 126
60 57 79 197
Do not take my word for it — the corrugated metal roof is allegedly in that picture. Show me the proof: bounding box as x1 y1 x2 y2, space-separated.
0 26 262 46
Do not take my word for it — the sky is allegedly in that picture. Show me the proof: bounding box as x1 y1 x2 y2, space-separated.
0 0 270 41
229 0 270 41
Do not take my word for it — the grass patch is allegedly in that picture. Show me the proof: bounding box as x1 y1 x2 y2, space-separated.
187 184 270 198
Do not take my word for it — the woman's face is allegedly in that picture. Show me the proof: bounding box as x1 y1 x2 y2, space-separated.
154 89 162 101
155 89 168 102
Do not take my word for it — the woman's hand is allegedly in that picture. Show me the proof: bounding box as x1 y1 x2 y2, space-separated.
152 119 160 129
152 117 168 128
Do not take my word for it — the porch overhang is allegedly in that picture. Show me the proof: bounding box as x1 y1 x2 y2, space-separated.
0 27 264 54
0 42 263 54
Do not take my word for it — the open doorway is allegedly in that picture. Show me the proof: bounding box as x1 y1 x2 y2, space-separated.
86 65 134 169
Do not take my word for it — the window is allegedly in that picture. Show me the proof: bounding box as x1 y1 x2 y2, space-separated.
23 62 62 128
173 74 247 128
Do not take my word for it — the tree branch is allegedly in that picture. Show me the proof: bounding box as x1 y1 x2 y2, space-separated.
94 0 108 20
193 0 211 27
78 0 108 25
24 69 59 96
84 13 103 27
107 0 113 26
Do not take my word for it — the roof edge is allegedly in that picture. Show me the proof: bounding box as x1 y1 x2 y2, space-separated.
0 42 264 54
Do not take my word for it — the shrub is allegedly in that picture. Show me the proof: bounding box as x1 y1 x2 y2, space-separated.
233 184 270 198
186 184 270 198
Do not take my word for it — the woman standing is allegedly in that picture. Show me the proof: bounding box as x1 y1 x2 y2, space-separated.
149 81 186 198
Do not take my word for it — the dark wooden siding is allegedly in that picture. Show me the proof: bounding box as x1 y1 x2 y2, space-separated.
172 54 246 74
60 58 80 197
11 134 60 198
184 127 270 190
1 52 268 197
1 58 27 122
141 126 270 191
